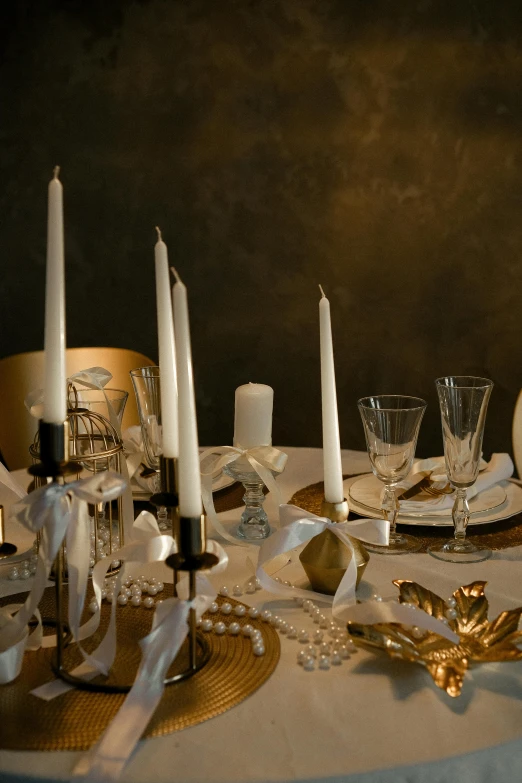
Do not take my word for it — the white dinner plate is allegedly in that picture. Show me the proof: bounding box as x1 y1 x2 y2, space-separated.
344 474 522 527
348 473 506 518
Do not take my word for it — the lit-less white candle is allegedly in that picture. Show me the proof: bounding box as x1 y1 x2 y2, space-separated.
319 285 344 503
43 166 67 424
234 383 273 449
154 228 178 458
172 269 202 517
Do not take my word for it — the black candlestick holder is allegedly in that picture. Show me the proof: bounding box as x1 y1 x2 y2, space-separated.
32 423 215 692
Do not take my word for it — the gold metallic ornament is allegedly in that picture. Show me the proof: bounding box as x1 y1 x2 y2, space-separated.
299 498 370 595
347 580 522 697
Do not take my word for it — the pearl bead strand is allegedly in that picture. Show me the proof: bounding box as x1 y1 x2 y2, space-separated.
89 574 166 613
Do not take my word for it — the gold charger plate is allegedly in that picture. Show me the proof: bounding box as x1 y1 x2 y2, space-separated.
0 589 280 751
291 477 522 552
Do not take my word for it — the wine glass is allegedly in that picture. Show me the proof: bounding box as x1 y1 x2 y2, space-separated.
358 395 427 554
427 376 493 563
130 366 169 530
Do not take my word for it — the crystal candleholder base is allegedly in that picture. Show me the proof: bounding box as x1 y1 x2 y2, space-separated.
223 462 273 540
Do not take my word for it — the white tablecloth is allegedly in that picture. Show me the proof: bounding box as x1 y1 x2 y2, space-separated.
1 447 522 782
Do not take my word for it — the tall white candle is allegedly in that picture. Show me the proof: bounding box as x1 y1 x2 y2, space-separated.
154 228 178 458
319 286 344 503
172 269 202 517
234 384 273 449
43 167 67 424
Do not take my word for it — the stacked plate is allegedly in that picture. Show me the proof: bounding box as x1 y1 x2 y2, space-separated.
344 474 522 527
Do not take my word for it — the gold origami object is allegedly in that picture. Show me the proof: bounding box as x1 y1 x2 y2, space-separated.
299 529 369 595
299 498 369 595
347 580 522 697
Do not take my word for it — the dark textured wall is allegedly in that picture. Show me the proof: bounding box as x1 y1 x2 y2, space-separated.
2 0 522 456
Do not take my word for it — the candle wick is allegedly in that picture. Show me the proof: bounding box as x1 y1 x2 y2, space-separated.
53 165 60 180
170 266 182 283
155 226 162 241
318 284 326 298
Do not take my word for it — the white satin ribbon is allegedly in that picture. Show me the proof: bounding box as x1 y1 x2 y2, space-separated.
256 504 389 617
0 472 127 683
121 425 146 481
256 504 459 643
32 511 179 700
199 445 288 545
25 366 135 543
73 531 228 782
0 607 42 684
0 461 27 499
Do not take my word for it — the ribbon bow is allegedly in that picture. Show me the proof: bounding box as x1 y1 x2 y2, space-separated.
256 504 389 618
25 366 112 419
256 504 459 643
199 445 288 545
0 472 127 683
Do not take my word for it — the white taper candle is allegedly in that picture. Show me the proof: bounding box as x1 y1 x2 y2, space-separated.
43 166 67 424
319 285 344 503
154 228 178 458
172 268 202 517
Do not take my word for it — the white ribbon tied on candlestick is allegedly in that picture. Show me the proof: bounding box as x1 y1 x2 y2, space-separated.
0 472 127 684
31 511 184 700
73 527 228 782
199 445 288 545
256 504 459 643
25 366 135 542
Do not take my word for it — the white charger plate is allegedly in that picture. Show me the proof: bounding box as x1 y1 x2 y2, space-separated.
344 474 522 527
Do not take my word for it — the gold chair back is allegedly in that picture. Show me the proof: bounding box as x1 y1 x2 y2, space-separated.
0 347 155 470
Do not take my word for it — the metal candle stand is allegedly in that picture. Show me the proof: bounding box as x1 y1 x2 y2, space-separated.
153 455 219 676
32 428 217 693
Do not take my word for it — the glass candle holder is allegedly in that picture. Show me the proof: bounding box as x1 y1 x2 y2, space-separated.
223 461 273 540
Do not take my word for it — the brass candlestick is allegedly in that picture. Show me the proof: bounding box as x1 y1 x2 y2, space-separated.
299 498 369 595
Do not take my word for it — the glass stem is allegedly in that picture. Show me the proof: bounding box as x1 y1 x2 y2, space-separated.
242 480 267 527
452 487 469 542
382 483 399 538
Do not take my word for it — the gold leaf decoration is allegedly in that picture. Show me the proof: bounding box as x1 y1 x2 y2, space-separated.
347 580 522 697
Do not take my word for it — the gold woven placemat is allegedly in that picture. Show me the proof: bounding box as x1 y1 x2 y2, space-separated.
0 589 279 751
291 476 522 552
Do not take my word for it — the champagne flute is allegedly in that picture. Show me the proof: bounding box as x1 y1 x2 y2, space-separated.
358 395 426 554
428 376 493 563
130 367 169 530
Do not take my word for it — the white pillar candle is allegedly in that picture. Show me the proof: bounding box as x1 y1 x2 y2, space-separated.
319 286 344 503
234 384 273 449
43 167 67 424
154 228 178 458
172 269 202 517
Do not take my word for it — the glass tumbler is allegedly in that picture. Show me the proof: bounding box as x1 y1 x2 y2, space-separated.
358 395 427 554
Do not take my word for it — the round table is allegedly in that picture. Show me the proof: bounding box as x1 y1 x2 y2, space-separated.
1 447 522 783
